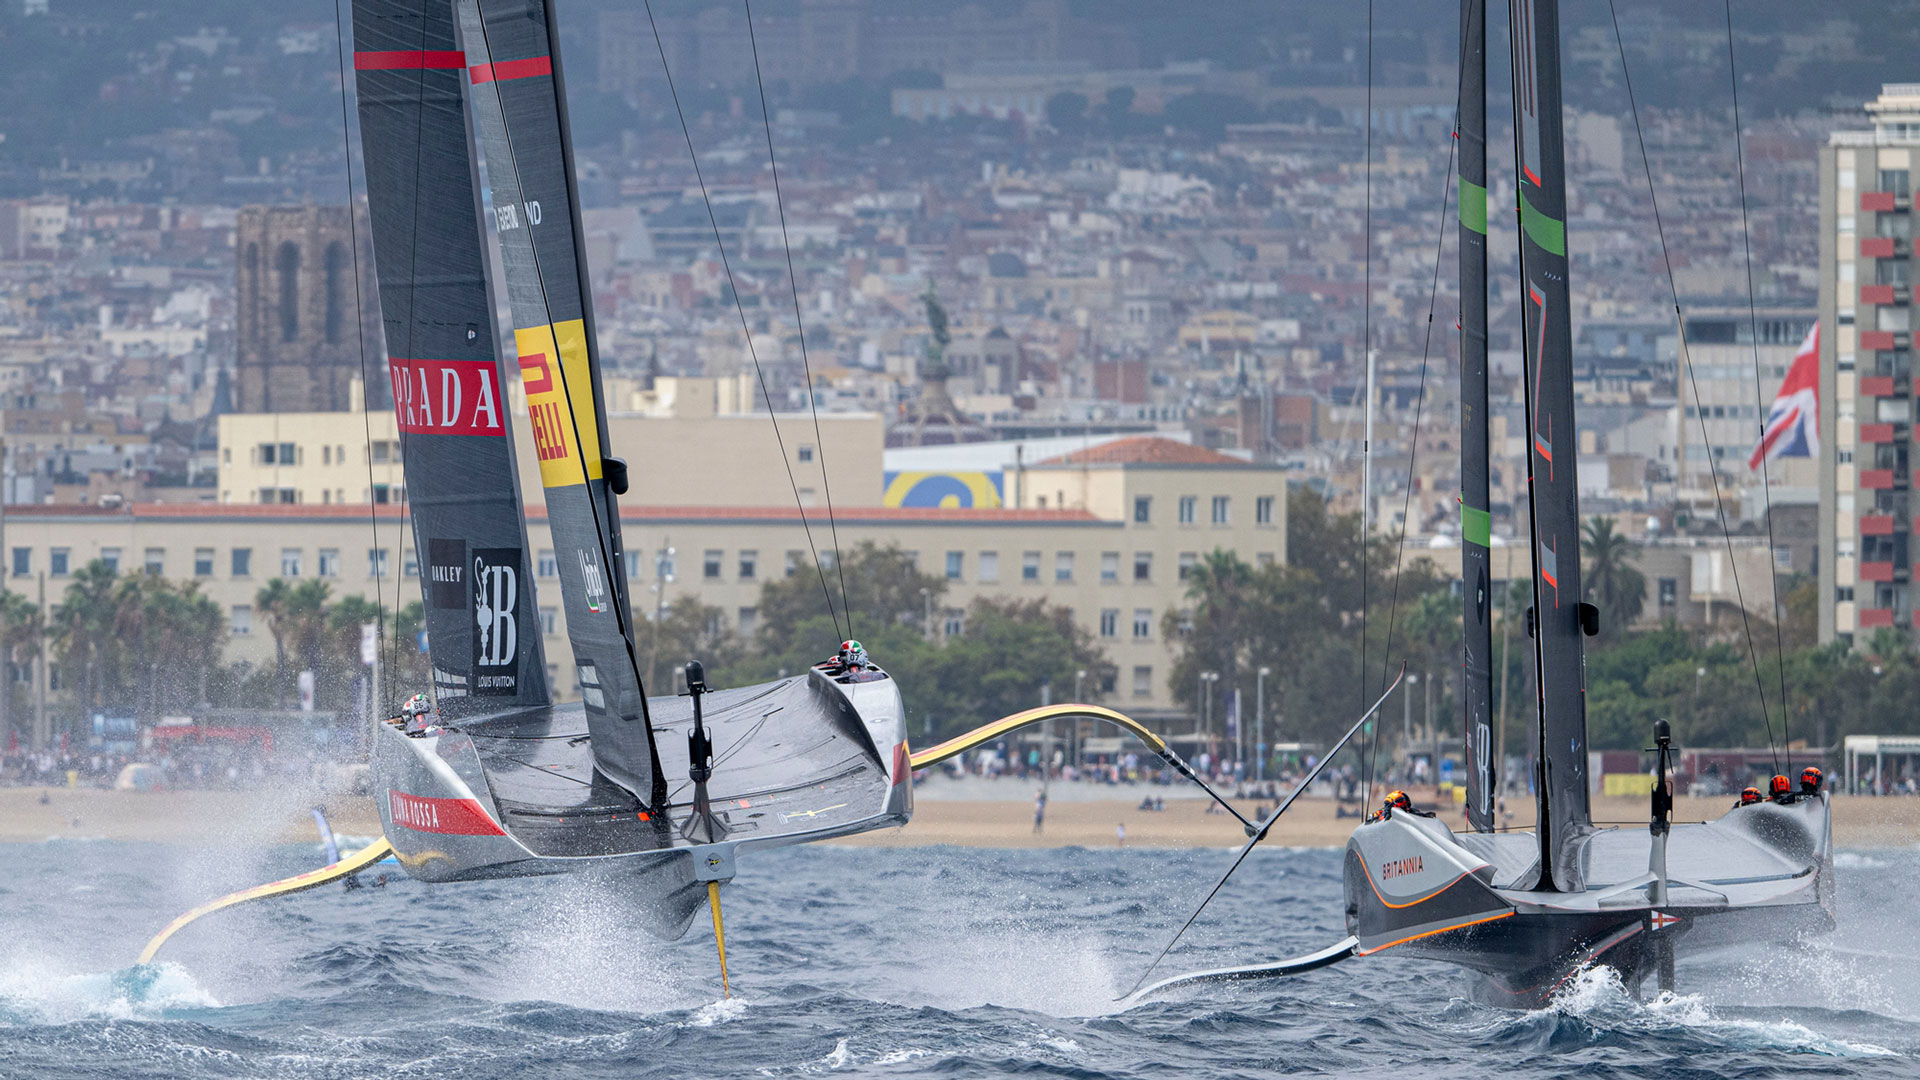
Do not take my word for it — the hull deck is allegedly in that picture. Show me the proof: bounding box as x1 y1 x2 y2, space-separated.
1344 798 1833 1005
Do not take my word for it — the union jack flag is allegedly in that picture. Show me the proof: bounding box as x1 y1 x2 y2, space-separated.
1749 322 1819 470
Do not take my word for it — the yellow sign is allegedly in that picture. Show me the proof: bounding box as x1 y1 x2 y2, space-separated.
513 319 603 488
1603 773 1657 797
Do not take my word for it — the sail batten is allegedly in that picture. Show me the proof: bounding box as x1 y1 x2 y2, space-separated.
457 0 663 806
1459 0 1496 835
349 0 549 717
1506 0 1592 890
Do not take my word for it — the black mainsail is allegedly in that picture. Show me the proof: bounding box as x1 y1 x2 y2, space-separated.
351 0 549 715
1458 0 1496 834
455 0 664 807
1507 0 1591 891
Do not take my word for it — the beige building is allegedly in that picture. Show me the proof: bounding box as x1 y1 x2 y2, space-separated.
218 375 884 511
12 436 1288 720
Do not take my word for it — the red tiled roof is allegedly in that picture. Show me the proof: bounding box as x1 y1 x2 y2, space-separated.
1035 436 1247 467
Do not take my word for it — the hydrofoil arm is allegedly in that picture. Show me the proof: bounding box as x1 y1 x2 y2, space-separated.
1123 936 1358 1003
137 838 394 964
909 703 1255 830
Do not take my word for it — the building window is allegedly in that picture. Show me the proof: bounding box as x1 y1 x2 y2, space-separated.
194 548 215 577
1256 495 1275 525
98 548 120 573
1023 551 1041 581
1133 608 1152 639
9 548 26 577
402 549 419 578
797 444 814 463
1178 552 1198 581
144 548 164 575
1881 168 1911 197
540 607 558 635
1774 546 1793 571
704 550 723 580
737 607 758 634
1133 496 1151 523
538 549 557 578
944 614 963 638
232 548 252 577
1133 552 1151 581
1100 609 1119 638
1178 495 1197 524
1658 578 1677 607
368 548 389 578
946 551 964 580
978 551 999 583
371 442 390 464
737 550 757 580
786 550 805 577
318 549 340 578
1055 552 1074 582
1836 586 1855 603
1132 665 1153 698
322 445 332 466
50 549 68 577
231 605 251 636
281 548 302 577
1212 496 1230 525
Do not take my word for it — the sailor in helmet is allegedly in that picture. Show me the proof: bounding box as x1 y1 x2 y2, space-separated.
1736 785 1763 807
1768 774 1795 804
823 639 885 682
1800 766 1824 798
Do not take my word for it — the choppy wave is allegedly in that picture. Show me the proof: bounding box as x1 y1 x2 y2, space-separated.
2 841 1918 1078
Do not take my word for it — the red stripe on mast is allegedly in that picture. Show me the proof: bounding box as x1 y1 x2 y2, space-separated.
354 50 467 70
470 56 552 84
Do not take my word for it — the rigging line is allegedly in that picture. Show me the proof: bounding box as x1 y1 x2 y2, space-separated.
643 0 845 644
468 8 650 699
1360 0 1376 812
1607 0 1779 773
1724 0 1792 772
330 0 388 717
743 0 852 643
1375 29 1467 761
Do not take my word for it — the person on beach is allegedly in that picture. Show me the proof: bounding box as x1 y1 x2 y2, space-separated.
1033 789 1046 834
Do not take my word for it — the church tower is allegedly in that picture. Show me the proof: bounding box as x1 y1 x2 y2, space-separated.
234 205 368 413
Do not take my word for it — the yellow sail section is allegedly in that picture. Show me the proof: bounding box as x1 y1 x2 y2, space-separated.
137 838 394 964
908 703 1169 770
514 318 603 487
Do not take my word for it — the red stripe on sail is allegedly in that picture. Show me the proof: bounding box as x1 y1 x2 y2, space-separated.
354 50 467 70
470 56 552 84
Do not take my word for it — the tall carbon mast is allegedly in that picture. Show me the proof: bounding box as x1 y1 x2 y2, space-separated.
455 0 665 808
1507 0 1593 891
350 0 549 717
1459 0 1496 834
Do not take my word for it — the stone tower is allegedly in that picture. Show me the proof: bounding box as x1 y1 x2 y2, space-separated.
234 205 363 413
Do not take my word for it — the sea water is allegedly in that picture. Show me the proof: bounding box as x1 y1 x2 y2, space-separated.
2 838 1916 1077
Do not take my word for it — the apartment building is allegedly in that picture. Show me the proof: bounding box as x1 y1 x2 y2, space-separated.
1820 84 1920 643
9 437 1285 719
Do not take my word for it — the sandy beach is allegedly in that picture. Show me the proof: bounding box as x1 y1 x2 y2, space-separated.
3 783 1916 850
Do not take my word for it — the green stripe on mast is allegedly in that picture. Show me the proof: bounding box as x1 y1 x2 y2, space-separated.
1461 503 1492 547
1459 177 1488 234
1519 190 1565 255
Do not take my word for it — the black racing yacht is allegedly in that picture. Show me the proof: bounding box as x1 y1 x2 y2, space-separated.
1341 0 1832 1005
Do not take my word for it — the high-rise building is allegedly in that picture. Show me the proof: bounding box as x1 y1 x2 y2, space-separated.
1820 85 1920 645
234 206 365 414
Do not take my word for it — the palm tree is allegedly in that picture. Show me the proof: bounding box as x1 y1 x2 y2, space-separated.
49 560 119 713
255 578 294 705
0 590 42 744
1582 517 1645 635
285 579 335 695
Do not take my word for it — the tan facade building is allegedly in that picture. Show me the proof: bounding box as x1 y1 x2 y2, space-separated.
12 437 1287 719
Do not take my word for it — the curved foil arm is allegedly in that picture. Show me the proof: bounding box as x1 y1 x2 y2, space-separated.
137 839 395 964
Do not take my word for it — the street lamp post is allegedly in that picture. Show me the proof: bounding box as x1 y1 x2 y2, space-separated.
920 587 933 641
1256 665 1271 784
1403 672 1418 784
1073 667 1086 767
1200 670 1220 766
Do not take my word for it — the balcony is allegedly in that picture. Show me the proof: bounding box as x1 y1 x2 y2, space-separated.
1862 331 1900 350
1863 561 1897 583
1863 284 1902 305
1862 468 1899 489
1863 191 1901 212
1859 375 1903 397
1863 514 1897 535
1860 608 1896 629
1863 236 1903 258
1862 422 1900 442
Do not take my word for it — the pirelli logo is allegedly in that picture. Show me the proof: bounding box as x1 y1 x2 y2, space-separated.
513 320 603 488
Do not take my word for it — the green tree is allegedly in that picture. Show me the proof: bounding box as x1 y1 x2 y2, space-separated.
753 540 946 648
1582 517 1645 636
254 577 295 705
1045 91 1088 136
645 595 745 692
0 589 42 742
49 560 120 714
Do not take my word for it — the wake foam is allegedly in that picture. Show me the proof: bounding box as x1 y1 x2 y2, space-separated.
1535 965 1895 1057
0 960 219 1024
